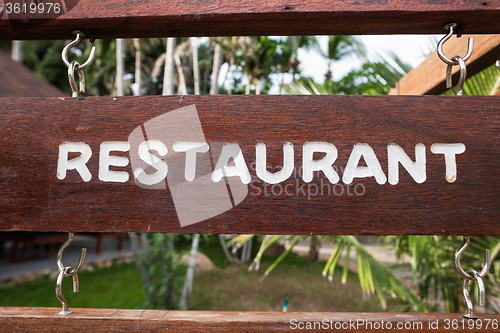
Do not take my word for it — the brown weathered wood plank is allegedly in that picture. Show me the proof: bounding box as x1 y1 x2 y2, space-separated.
1 307 500 332
392 35 500 95
0 95 499 235
0 0 500 40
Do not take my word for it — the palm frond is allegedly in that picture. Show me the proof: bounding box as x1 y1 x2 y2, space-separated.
259 236 303 282
248 235 286 271
322 236 426 311
444 64 500 96
250 234 426 311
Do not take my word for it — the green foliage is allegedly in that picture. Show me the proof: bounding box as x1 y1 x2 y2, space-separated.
135 233 188 310
325 35 366 62
214 36 290 94
286 53 411 95
443 64 500 96
386 236 500 313
0 263 145 308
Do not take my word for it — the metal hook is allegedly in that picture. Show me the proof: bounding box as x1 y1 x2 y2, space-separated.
56 232 86 315
62 31 96 97
437 23 474 66
62 30 96 70
68 61 85 98
455 236 490 281
56 267 73 315
446 55 466 95
463 270 486 319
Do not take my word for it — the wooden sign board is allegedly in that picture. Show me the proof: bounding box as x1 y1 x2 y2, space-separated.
0 0 499 39
0 95 499 235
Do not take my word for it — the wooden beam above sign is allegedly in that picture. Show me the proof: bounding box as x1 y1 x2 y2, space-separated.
391 35 500 95
0 0 499 40
0 95 499 235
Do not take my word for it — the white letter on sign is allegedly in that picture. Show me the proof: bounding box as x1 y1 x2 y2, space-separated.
302 142 339 184
57 142 92 182
430 143 466 183
212 143 251 184
343 143 387 185
387 143 426 185
173 142 209 181
99 141 131 183
134 140 168 186
256 142 294 184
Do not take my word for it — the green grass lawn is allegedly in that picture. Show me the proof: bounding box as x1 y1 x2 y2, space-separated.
0 262 146 309
189 255 390 312
0 241 403 312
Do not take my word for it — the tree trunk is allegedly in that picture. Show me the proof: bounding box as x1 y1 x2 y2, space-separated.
218 235 233 263
129 233 156 306
179 234 200 310
11 40 22 63
240 242 248 262
309 235 320 263
240 238 253 263
133 38 141 96
164 233 175 309
227 56 234 95
254 78 261 95
209 42 222 95
115 39 124 96
174 44 187 95
191 38 200 95
163 38 176 95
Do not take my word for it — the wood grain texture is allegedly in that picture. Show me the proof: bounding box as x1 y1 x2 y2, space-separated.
1 307 500 332
392 35 500 95
0 0 500 40
0 49 66 98
0 95 499 235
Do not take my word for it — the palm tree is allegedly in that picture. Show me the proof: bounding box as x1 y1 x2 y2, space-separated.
132 38 142 96
216 37 239 94
284 36 320 81
11 40 22 62
163 38 176 95
236 36 283 95
191 37 200 95
209 40 223 95
180 234 200 310
115 38 124 96
324 36 365 80
174 40 191 95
